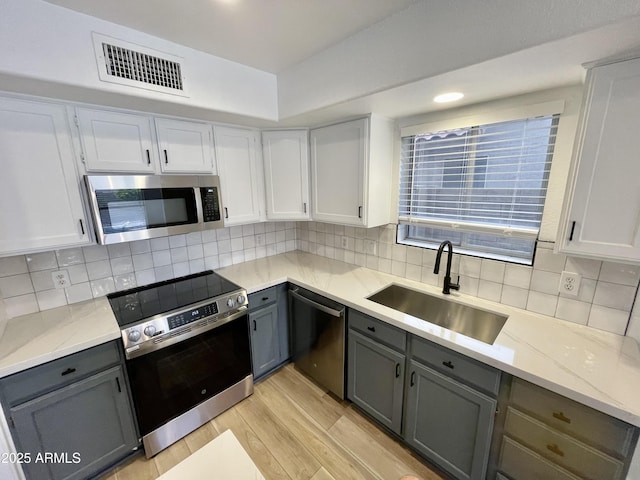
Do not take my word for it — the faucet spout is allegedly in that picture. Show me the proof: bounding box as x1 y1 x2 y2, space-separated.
433 240 460 294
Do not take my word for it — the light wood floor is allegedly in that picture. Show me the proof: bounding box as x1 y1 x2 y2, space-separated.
103 364 446 480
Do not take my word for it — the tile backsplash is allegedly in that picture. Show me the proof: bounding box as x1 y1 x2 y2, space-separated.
0 223 297 318
1 220 638 338
296 222 640 336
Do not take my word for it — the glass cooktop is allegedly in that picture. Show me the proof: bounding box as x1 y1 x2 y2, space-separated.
108 270 243 327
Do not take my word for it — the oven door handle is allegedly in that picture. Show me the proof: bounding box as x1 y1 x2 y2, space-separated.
289 289 344 317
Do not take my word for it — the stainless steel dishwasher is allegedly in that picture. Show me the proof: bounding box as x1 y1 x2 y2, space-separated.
289 286 346 399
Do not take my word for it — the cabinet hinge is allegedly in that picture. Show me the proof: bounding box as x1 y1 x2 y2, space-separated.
80 152 86 164
73 115 79 127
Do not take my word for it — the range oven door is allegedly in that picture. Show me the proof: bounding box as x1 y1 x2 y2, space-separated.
125 312 251 439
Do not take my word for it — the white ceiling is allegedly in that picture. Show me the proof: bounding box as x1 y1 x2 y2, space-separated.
43 0 419 73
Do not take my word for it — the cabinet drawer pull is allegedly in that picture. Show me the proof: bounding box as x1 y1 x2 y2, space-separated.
253 320 257 331
552 411 571 424
547 443 565 457
410 371 416 386
395 363 401 378
164 149 169 164
367 326 376 332
262 297 269 301
442 360 454 369
61 367 76 376
116 376 122 393
146 149 151 165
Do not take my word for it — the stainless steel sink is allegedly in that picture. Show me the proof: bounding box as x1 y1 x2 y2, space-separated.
367 284 508 344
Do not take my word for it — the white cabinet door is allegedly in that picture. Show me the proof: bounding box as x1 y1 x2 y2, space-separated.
214 126 264 226
0 97 89 255
262 130 310 221
156 118 216 174
76 107 158 173
560 58 640 262
311 118 366 226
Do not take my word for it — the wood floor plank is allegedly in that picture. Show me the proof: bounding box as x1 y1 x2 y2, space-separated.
311 466 338 480
153 439 191 475
342 405 446 480
115 453 159 480
329 415 443 480
257 378 377 480
212 404 292 480
269 363 345 430
235 390 321 480
281 363 328 398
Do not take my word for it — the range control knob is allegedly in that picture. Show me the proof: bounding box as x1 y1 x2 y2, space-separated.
128 329 141 342
227 298 235 308
237 294 246 304
144 325 157 337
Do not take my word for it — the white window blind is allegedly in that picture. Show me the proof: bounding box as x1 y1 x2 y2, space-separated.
398 114 559 262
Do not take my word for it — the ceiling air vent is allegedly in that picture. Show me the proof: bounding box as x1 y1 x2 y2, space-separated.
92 33 188 97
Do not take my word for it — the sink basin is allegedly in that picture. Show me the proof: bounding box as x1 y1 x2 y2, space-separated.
367 284 508 345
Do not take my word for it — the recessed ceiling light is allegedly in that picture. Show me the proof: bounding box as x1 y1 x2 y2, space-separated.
434 92 464 103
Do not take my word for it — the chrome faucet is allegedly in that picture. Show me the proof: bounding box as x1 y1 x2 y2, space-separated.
433 240 460 294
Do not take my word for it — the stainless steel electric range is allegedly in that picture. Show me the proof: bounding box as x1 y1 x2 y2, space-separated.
107 270 252 458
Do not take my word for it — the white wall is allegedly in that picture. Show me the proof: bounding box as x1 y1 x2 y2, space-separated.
277 0 640 119
0 0 278 121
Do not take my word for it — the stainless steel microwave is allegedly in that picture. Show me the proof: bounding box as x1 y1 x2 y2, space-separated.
84 175 224 245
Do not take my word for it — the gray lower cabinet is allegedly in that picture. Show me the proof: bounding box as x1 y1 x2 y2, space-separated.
0 341 139 480
248 283 289 380
10 366 138 480
404 359 497 480
347 329 405 434
250 303 280 378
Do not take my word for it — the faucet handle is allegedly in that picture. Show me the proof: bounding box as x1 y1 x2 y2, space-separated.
450 275 461 291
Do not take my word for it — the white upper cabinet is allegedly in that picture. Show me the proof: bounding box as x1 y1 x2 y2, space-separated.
214 126 264 226
559 57 640 263
76 107 158 173
262 130 310 221
156 118 216 174
310 116 393 227
0 97 89 255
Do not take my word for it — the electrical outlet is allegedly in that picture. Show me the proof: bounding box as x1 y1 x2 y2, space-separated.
341 236 349 249
51 270 70 289
364 239 377 255
558 271 581 296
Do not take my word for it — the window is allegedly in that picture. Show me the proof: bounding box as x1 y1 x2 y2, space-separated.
398 114 559 264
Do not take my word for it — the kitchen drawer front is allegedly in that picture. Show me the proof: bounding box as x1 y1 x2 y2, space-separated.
505 407 625 480
499 436 582 480
0 341 121 406
510 378 635 457
349 310 406 352
410 336 500 396
248 286 277 311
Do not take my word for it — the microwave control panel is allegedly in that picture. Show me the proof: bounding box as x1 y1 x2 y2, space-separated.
201 187 221 222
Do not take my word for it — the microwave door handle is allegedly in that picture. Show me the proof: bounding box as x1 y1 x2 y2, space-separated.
194 187 205 224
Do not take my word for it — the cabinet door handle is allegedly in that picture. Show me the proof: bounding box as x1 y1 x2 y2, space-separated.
547 443 565 457
568 221 576 241
164 149 169 164
146 149 151 165
61 367 76 376
224 207 229 219
367 326 376 332
262 297 269 301
116 376 122 393
303 202 307 213
253 320 257 331
395 363 401 378
552 411 571 424
358 206 362 218
79 219 85 235
442 360 454 369
410 371 416 386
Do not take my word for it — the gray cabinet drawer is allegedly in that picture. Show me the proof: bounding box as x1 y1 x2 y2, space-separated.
248 286 277 310
510 378 635 457
349 310 406 352
0 341 121 406
499 436 582 480
410 336 500 396
505 407 624 480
